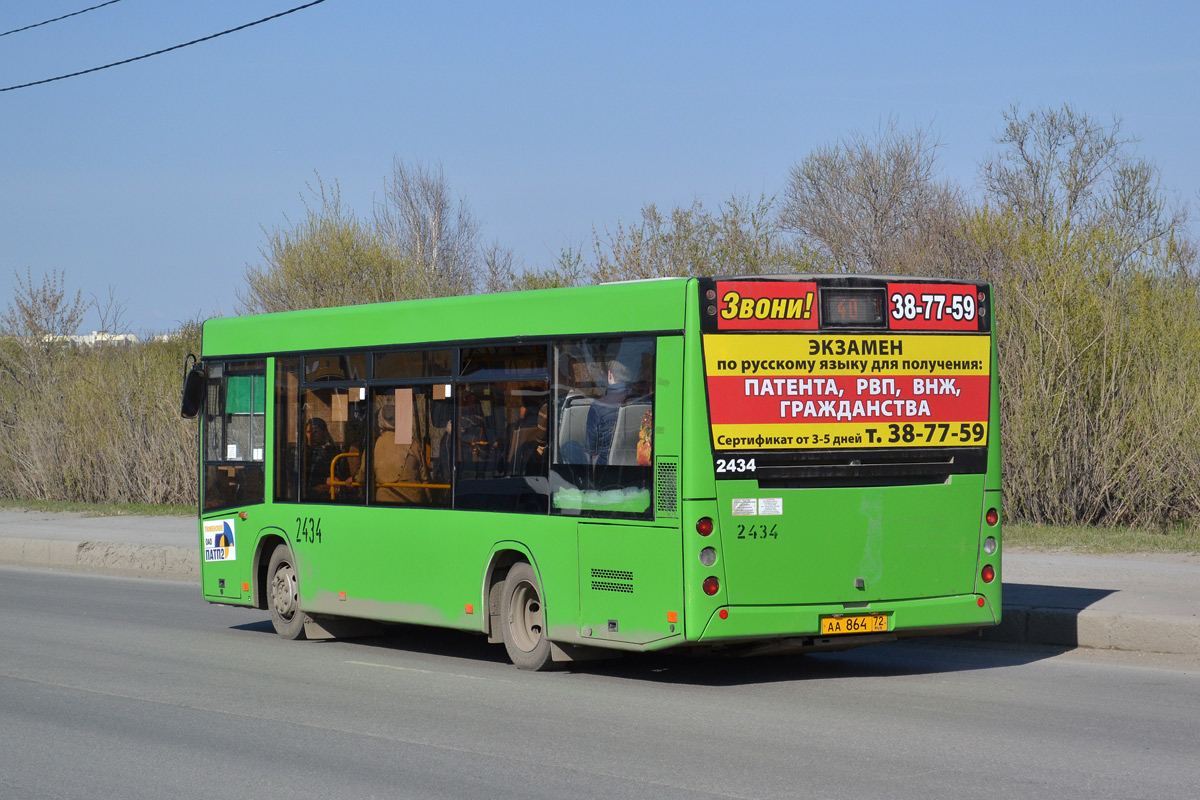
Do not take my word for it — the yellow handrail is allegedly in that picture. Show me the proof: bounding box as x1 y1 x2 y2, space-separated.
327 450 450 498
327 451 361 500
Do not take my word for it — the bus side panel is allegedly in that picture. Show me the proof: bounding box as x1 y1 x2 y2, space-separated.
199 514 250 603
577 522 684 647
286 506 583 637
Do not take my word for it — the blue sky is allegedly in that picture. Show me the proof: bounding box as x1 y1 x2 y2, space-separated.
1 1 1196 334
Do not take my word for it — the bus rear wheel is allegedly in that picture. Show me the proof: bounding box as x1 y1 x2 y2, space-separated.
500 562 555 670
267 544 306 640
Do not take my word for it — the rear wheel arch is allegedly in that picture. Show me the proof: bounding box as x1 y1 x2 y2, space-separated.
483 546 536 641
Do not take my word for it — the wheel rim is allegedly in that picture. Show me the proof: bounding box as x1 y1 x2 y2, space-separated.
507 580 543 653
270 560 299 622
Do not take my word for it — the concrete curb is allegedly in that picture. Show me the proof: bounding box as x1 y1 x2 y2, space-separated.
0 538 198 581
981 603 1200 656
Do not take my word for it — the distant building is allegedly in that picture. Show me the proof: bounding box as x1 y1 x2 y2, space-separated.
45 331 139 346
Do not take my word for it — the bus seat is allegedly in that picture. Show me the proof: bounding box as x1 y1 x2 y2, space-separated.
507 424 541 473
608 403 651 466
557 395 593 461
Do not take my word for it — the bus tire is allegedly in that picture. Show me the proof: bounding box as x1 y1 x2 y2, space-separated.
500 562 554 670
267 543 307 640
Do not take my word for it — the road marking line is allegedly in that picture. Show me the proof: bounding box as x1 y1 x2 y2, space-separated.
344 660 493 681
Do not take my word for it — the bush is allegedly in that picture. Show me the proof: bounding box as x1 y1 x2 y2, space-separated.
0 329 200 506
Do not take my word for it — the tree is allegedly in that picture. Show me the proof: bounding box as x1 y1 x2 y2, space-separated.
980 103 1193 270
241 161 487 314
373 159 482 299
239 178 404 313
0 268 92 390
588 194 807 283
779 117 965 275
0 270 91 500
966 103 1200 526
0 268 91 341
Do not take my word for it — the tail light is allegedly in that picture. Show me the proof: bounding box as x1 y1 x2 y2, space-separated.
696 517 714 536
981 564 995 583
986 508 999 526
702 576 720 596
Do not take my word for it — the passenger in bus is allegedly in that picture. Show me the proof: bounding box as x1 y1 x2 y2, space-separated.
457 389 491 478
369 401 429 505
512 401 549 475
301 417 340 501
585 360 635 465
434 417 453 484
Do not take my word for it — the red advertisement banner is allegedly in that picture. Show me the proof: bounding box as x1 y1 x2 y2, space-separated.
704 332 991 450
715 281 818 331
887 283 981 331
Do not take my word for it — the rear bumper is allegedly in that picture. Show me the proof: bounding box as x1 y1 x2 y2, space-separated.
694 592 999 643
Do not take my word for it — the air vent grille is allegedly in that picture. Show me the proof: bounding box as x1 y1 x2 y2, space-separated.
590 568 634 593
656 459 679 517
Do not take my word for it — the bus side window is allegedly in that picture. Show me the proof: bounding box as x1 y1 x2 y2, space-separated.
296 386 367 504
369 386 451 508
455 345 550 513
274 358 301 502
550 337 655 518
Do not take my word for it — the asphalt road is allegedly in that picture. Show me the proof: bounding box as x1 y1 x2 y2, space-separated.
2 566 1198 800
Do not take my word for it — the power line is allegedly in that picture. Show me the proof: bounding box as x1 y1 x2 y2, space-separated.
0 0 124 39
0 0 327 93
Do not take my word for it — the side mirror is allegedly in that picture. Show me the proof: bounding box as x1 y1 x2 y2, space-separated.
180 355 206 419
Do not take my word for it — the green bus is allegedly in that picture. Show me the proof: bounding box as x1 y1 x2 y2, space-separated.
182 275 1001 670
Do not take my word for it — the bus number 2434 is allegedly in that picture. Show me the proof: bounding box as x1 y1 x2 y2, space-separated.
296 517 323 544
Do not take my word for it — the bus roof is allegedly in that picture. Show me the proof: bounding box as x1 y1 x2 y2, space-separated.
201 278 693 358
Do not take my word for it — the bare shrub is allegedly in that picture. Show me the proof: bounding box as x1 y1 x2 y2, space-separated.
588 194 811 282
779 118 965 275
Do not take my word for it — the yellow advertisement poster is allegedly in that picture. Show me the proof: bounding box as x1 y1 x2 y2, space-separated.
704 333 991 450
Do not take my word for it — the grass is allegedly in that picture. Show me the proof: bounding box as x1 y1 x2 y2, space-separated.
1006 522 1200 555
0 498 194 517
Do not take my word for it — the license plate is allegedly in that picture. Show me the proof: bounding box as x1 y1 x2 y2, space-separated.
819 614 888 635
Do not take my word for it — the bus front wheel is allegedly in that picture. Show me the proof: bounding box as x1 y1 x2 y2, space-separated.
500 562 554 670
267 544 307 640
